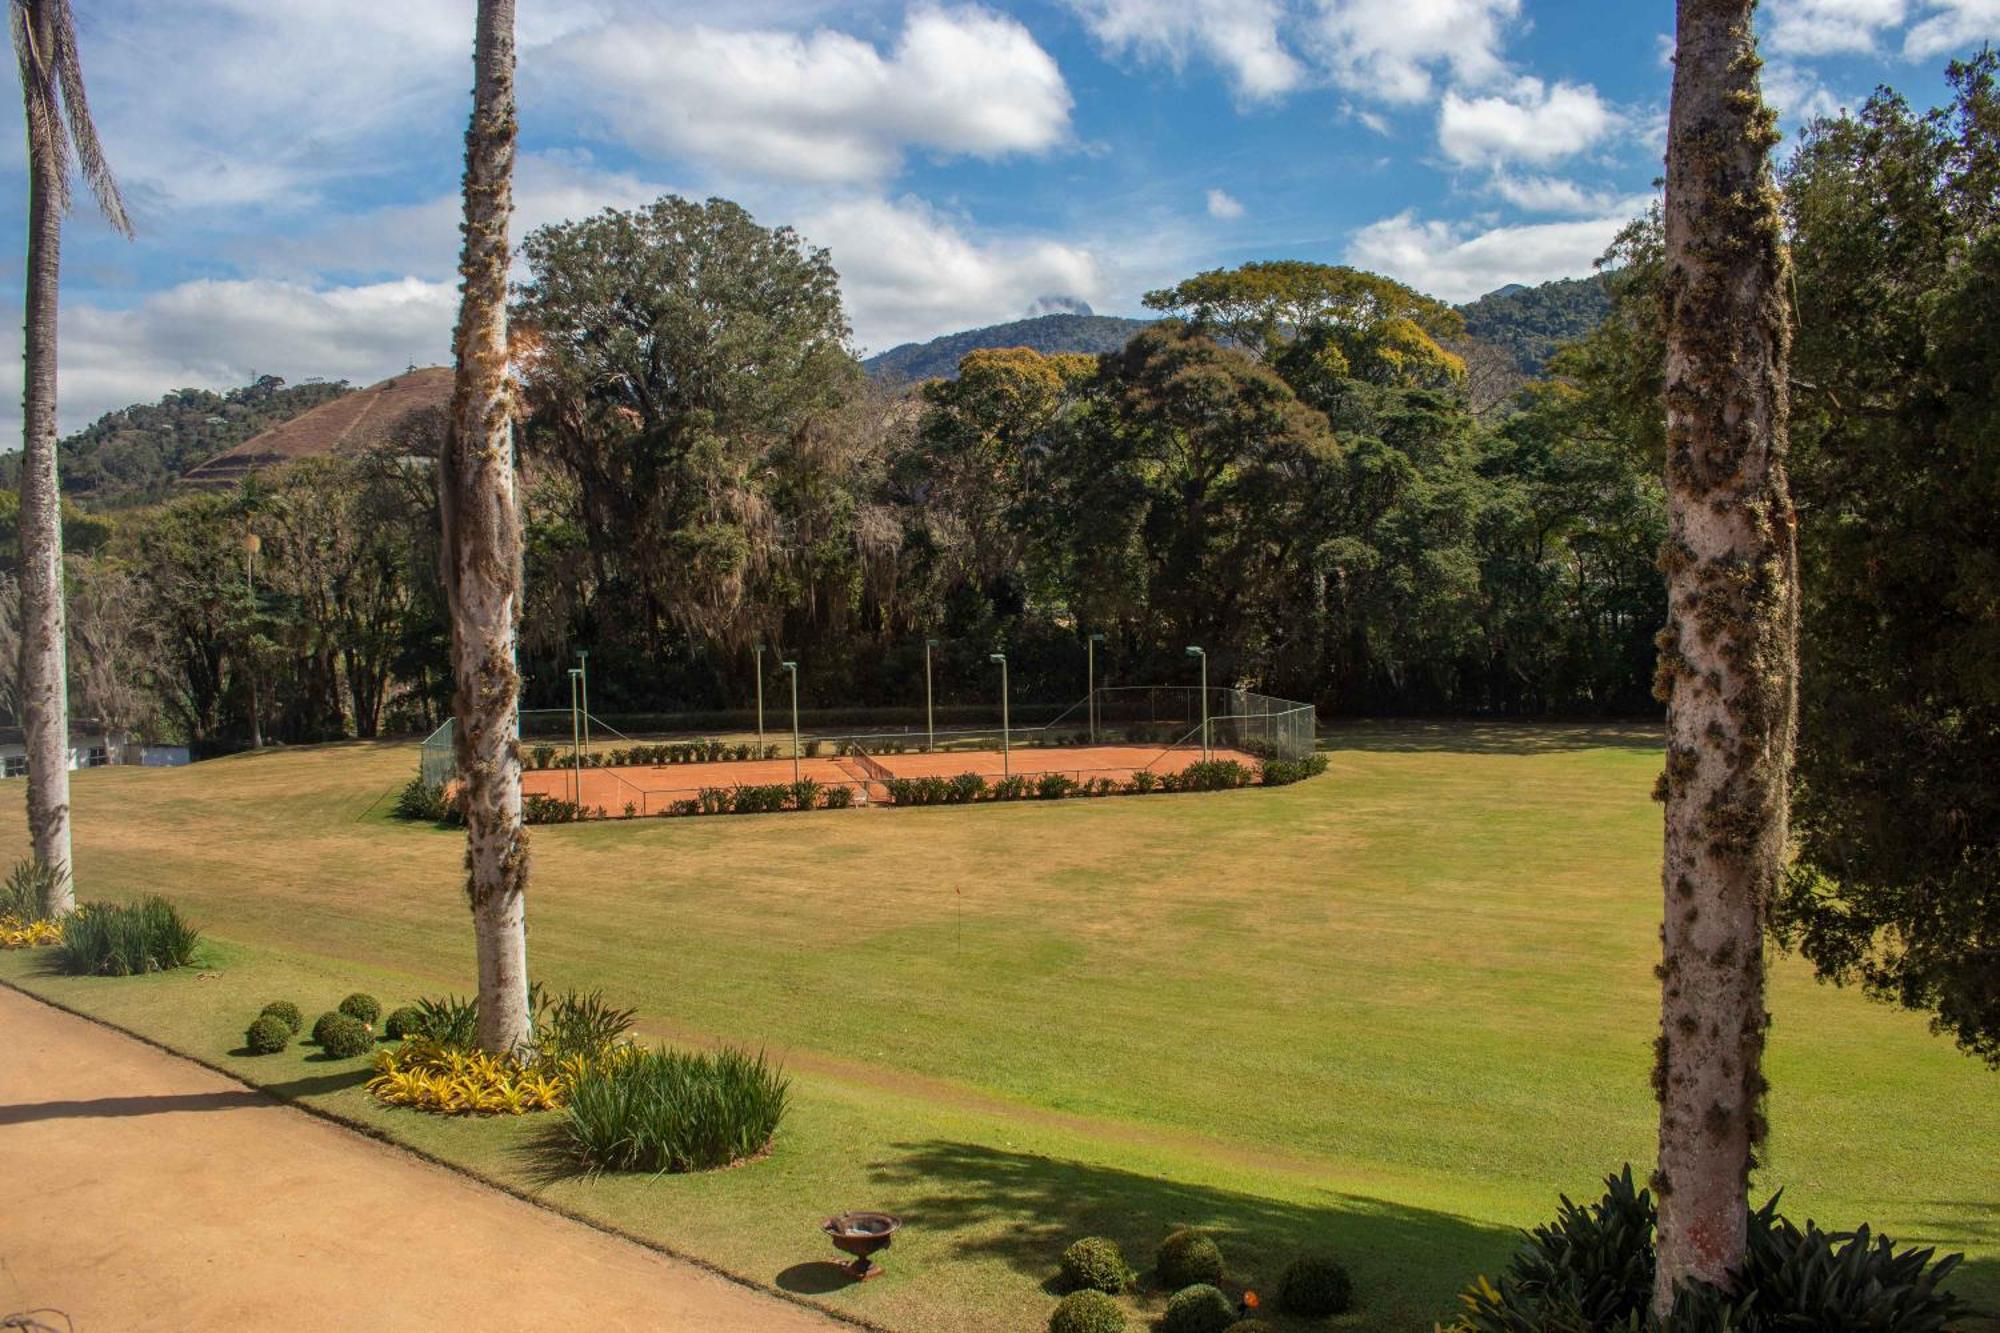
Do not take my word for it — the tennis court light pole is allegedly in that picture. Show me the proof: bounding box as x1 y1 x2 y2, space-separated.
990 652 1010 777
924 637 938 752
1186 645 1208 762
577 649 590 759
568 667 584 804
782 660 800 783
1087 632 1104 743
754 643 766 756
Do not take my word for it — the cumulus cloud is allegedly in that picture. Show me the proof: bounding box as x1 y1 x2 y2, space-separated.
1762 60 1847 124
796 195 1106 351
540 6 1073 183
0 278 459 437
1065 0 1305 99
1766 0 1907 56
1310 0 1522 103
1488 173 1633 215
1439 78 1619 167
1904 0 2000 57
1344 208 1633 302
1206 188 1247 218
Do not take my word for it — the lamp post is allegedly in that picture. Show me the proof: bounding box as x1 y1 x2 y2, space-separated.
1186 646 1208 762
568 667 584 805
754 643 766 757
577 648 590 761
1087 632 1104 744
924 638 939 753
243 531 262 750
989 652 1010 777
782 660 800 783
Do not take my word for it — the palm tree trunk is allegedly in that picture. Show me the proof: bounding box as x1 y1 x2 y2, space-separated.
16 19 75 918
1652 0 1797 1311
440 0 530 1055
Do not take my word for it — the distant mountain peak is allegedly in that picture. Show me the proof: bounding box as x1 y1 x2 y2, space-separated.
863 312 1153 383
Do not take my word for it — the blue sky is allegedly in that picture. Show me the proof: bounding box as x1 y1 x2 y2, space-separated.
1 0 1991 436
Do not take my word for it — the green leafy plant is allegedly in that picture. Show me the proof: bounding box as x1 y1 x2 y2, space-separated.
992 774 1031 801
1059 1236 1134 1294
403 995 480 1048
1161 1284 1234 1333
1126 770 1159 794
244 1013 291 1055
523 793 586 824
392 777 459 823
54 897 201 976
822 785 855 809
1 858 64 919
1279 1251 1354 1316
536 987 636 1064
1049 1288 1127 1333
312 1012 374 1058
1259 754 1329 786
556 1045 788 1173
1157 1230 1224 1288
339 993 382 1025
1037 773 1078 800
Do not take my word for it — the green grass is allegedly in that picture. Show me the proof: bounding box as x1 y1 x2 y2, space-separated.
2 723 1993 1331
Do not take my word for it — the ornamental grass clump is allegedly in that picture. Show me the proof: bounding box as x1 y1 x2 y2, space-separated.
1157 1229 1224 1288
1049 1289 1126 1333
53 897 200 975
1059 1237 1134 1294
556 1045 789 1173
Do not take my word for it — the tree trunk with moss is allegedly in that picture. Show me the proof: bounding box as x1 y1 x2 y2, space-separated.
1652 0 1797 1312
441 0 530 1056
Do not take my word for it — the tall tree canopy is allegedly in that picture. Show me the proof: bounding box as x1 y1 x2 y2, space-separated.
1143 260 1462 365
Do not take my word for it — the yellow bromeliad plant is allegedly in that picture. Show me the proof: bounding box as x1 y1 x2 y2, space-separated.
0 913 63 949
365 988 642 1117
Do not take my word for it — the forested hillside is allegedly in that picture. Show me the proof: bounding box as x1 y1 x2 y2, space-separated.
863 311 1153 381
1460 276 1612 375
0 375 352 508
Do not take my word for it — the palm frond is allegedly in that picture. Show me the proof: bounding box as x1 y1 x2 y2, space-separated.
11 0 130 235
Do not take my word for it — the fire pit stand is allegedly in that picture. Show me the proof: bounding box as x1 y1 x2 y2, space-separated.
822 1211 902 1282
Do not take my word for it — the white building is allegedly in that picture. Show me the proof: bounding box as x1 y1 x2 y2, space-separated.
0 725 189 777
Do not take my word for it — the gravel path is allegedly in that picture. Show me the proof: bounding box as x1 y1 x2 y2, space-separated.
0 984 841 1332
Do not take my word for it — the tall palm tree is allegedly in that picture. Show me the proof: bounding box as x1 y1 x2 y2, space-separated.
1652 0 1797 1311
12 0 130 918
441 0 531 1054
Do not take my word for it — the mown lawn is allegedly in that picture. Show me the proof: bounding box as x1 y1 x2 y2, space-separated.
3 722 1993 1331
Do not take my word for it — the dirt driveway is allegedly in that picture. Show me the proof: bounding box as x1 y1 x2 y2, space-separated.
0 985 840 1332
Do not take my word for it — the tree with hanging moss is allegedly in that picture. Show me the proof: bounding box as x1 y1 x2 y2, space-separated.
1651 0 1796 1312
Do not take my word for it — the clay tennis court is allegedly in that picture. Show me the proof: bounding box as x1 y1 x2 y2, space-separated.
522 743 1259 814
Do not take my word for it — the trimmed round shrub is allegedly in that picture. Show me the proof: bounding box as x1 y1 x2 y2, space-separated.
1161 1285 1234 1333
1048 1289 1126 1333
1157 1230 1224 1289
383 1005 424 1040
338 992 381 1025
259 1000 303 1034
244 1014 291 1055
313 1011 374 1058
1279 1251 1353 1316
1059 1236 1133 1294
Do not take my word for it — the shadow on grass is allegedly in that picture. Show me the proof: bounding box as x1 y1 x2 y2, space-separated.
1321 720 1659 756
0 1089 269 1124
868 1140 1516 1321
259 1063 374 1099
775 1261 861 1295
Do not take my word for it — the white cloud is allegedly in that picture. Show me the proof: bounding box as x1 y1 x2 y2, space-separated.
1762 60 1846 124
797 196 1106 351
1310 0 1521 103
1066 0 1305 100
1904 0 2000 57
1488 173 1630 215
540 6 1072 183
1439 78 1619 167
1 278 459 437
1206 187 1247 219
1345 208 1633 302
1766 0 1906 55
